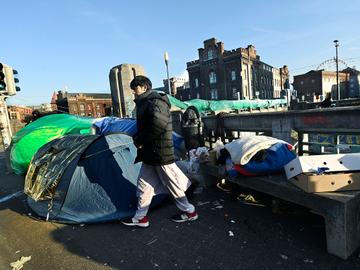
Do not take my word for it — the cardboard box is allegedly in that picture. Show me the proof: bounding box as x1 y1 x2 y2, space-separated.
284 153 360 192
289 172 360 192
284 153 360 180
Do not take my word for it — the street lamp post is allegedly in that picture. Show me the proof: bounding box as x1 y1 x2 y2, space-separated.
334 40 340 100
164 52 171 95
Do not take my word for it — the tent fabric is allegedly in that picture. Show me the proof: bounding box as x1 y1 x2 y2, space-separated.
25 135 98 201
11 114 185 175
10 114 93 174
93 117 137 136
25 133 165 224
92 117 185 151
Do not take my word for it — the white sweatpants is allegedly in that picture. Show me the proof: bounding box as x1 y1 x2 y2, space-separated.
134 162 195 219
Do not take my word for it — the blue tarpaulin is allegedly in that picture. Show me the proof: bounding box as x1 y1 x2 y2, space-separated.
93 117 185 150
93 117 137 136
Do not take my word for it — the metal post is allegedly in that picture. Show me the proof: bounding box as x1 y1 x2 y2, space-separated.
247 47 252 99
0 96 11 149
164 52 171 95
3 96 12 138
334 40 340 100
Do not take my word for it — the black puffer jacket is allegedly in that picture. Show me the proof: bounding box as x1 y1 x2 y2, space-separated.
133 90 174 166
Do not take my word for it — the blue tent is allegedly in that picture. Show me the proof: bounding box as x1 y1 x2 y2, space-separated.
25 133 165 224
92 117 185 151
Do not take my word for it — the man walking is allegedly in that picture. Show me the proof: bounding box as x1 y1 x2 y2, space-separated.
122 75 198 228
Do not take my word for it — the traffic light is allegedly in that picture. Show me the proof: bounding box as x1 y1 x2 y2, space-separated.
0 62 20 95
12 69 20 93
0 63 6 92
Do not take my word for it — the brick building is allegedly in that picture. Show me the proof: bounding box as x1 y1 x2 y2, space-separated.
53 91 112 117
7 105 33 122
293 70 350 100
178 38 289 101
7 105 33 135
343 67 360 98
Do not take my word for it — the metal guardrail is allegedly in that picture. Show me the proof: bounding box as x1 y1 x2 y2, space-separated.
201 106 360 155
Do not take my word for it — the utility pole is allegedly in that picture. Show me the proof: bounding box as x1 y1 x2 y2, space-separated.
0 96 11 149
164 52 171 95
334 40 340 100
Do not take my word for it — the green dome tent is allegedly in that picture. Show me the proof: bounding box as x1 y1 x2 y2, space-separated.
10 114 93 174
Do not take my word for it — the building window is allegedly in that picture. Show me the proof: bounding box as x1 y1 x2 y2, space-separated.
79 104 85 111
211 89 218 100
207 49 214 60
244 69 247 80
300 81 304 85
232 88 238 98
88 104 92 110
209 71 217 84
96 104 100 110
196 93 200 99
195 78 199 88
188 94 191 99
231 70 236 81
73 105 77 112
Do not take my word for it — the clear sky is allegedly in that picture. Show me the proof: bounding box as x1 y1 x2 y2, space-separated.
1 0 360 105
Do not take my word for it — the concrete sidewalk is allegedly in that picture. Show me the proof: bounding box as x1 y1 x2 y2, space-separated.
1 152 360 270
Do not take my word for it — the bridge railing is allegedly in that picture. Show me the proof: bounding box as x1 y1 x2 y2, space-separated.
201 106 360 155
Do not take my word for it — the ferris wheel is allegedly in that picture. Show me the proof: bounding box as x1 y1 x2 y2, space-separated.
316 58 349 71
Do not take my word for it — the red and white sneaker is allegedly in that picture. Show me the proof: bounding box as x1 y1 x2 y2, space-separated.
121 216 149 228
171 211 198 223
